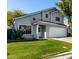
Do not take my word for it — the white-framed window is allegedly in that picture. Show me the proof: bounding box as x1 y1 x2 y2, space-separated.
45 14 48 18
33 18 36 21
19 25 31 34
56 17 60 21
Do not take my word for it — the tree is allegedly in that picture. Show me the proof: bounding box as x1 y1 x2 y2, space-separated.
13 9 25 17
7 11 14 26
56 0 72 25
7 9 25 26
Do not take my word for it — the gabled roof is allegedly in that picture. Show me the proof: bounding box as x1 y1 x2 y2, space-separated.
14 7 58 19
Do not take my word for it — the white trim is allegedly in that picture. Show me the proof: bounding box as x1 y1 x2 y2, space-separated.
36 24 39 39
44 32 47 39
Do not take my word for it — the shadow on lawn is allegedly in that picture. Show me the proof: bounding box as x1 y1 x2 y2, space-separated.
7 39 47 43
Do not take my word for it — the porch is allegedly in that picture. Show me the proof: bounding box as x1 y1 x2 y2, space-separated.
35 24 47 39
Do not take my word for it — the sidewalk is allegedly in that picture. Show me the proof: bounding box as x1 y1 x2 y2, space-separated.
51 37 72 43
49 51 72 59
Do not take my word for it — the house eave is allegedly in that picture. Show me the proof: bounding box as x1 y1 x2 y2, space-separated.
14 7 58 20
33 21 66 27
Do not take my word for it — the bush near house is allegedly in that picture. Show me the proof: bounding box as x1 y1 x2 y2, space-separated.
15 30 24 39
7 29 24 40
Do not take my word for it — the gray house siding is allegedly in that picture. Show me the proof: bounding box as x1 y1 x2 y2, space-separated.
42 10 64 24
14 13 42 30
32 25 37 38
14 9 64 30
42 11 51 21
13 8 66 39
51 12 64 24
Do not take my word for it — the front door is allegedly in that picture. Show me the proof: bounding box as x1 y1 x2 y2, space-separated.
38 26 42 38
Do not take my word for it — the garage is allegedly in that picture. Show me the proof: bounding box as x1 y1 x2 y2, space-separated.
48 27 67 37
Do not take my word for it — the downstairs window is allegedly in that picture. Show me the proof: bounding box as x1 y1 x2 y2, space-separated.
19 25 31 34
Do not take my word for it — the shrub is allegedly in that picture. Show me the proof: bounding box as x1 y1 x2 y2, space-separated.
15 30 24 39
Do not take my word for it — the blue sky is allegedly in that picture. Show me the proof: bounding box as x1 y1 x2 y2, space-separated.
7 0 60 13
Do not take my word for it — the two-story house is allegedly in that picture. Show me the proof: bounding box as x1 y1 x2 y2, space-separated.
13 7 67 39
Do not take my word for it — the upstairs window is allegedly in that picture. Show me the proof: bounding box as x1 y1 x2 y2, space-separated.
56 17 60 21
33 18 36 21
45 14 48 18
19 25 31 34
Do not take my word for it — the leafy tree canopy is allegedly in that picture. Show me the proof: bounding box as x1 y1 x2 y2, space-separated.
7 9 26 26
56 0 72 24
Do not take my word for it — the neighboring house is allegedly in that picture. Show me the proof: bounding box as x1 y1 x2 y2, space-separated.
13 7 67 39
7 25 12 30
64 18 72 36
67 26 72 36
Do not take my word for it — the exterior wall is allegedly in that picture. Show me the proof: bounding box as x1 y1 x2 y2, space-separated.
14 13 42 39
42 10 64 24
46 25 49 38
14 10 64 30
13 8 65 39
22 34 33 39
32 25 37 38
14 13 41 30
51 12 64 24
42 11 51 21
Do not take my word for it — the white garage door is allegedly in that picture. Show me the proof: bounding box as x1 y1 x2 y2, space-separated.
48 27 67 37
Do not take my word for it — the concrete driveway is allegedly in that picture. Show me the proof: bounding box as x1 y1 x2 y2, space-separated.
52 37 72 43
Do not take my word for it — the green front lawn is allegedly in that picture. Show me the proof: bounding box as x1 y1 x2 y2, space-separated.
7 39 72 59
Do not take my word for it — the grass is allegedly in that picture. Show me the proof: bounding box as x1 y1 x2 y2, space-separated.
7 39 72 59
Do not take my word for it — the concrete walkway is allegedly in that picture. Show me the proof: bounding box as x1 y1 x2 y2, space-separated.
52 37 72 43
49 51 72 59
49 37 72 59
